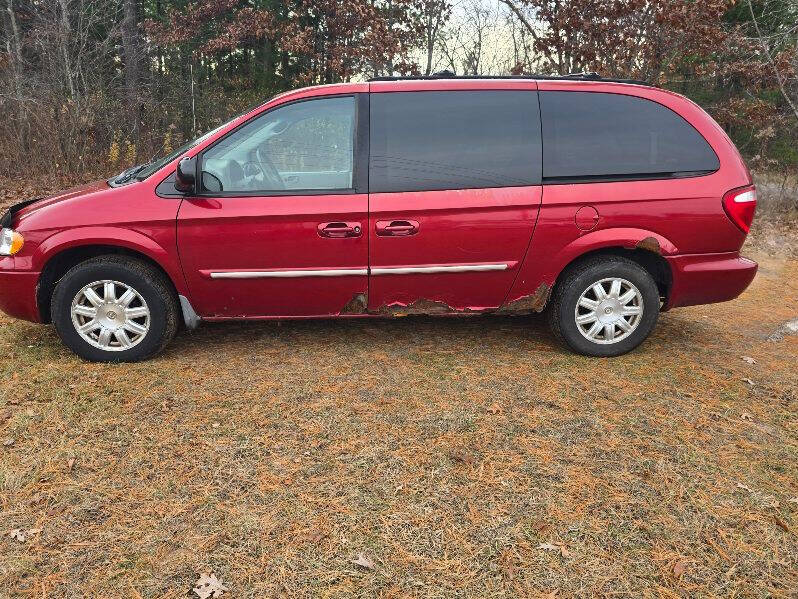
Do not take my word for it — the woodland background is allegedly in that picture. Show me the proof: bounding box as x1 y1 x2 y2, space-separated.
0 0 796 197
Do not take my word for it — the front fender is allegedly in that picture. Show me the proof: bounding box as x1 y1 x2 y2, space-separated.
29 226 188 296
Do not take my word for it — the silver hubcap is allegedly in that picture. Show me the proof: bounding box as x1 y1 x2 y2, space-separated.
70 280 150 351
575 277 644 345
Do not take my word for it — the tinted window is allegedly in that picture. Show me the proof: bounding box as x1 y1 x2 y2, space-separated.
540 91 719 181
201 96 355 193
370 91 541 193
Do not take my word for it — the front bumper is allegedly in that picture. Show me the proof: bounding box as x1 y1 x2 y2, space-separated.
0 258 41 322
666 253 758 309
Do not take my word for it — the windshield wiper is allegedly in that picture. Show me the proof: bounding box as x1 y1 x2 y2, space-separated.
112 164 148 186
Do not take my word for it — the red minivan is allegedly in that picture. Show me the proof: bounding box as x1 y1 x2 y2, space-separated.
0 74 758 362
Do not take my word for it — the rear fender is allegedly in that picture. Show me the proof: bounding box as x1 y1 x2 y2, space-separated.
502 227 678 310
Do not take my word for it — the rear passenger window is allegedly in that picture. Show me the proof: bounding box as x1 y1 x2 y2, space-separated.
370 91 541 193
540 91 719 182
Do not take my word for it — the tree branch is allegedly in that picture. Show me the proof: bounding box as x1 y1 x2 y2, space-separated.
747 0 798 121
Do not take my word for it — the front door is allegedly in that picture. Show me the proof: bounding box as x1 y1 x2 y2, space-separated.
177 94 369 318
367 87 543 313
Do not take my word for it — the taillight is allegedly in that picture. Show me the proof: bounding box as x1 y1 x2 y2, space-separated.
722 186 757 233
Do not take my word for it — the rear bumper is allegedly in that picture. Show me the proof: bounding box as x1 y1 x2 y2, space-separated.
665 252 757 309
0 259 41 322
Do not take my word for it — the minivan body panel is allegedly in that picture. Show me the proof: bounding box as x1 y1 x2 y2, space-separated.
177 193 368 318
368 186 541 312
502 80 755 311
366 81 542 313
0 78 759 330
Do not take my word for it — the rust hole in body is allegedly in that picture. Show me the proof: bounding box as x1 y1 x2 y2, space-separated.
496 282 552 314
340 292 368 315
375 298 489 316
378 298 457 316
635 236 662 255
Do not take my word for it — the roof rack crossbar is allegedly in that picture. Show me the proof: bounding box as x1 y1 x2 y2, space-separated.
368 72 649 86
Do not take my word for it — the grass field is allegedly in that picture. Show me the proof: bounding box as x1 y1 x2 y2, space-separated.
1 181 797 597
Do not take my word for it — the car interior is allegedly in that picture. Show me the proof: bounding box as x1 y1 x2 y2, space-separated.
200 97 355 193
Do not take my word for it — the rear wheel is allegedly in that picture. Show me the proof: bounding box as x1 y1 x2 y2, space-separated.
51 256 179 362
548 256 660 357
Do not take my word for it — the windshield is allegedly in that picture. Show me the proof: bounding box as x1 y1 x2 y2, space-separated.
134 123 228 181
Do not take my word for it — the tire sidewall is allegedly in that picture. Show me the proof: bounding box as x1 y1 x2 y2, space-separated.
52 260 172 362
556 260 660 357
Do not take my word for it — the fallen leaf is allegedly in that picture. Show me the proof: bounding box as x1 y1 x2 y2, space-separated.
3 438 15 447
191 572 228 599
673 559 688 577
530 519 549 533
538 542 559 552
9 529 26 542
67 458 75 472
741 356 756 364
736 482 753 493
352 552 374 569
559 545 570 558
449 450 474 465
307 529 325 544
774 515 792 534
741 412 753 421
742 378 755 386
789 497 798 505
487 402 503 415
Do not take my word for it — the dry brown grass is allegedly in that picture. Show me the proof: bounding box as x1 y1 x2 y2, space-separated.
1 176 797 597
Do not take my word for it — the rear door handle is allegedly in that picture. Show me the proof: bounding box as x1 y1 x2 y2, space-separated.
376 220 419 237
318 221 362 238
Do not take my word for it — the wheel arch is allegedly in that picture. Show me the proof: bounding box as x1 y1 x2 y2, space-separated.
36 242 184 324
553 245 673 305
503 227 677 313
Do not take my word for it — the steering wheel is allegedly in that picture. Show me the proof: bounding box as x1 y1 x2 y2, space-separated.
255 147 285 190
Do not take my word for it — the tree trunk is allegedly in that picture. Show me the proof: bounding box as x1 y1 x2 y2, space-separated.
5 0 26 138
121 0 141 136
57 0 76 101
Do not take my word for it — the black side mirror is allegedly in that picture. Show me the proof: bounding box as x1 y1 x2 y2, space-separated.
175 156 197 193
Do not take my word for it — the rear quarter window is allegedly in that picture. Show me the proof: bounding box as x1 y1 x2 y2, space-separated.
370 90 542 193
540 91 720 182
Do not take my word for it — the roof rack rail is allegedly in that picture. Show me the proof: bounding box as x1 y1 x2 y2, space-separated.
368 70 650 86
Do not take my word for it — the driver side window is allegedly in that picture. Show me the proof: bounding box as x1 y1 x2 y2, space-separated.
201 96 355 194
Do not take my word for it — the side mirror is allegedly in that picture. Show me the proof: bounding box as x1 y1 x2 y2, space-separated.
175 156 197 193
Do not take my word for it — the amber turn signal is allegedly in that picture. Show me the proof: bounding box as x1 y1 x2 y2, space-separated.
0 228 24 256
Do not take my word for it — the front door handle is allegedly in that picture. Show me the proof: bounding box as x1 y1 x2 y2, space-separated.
318 221 362 238
376 220 419 237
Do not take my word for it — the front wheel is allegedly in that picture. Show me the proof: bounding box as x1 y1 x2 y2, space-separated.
51 256 179 362
548 256 660 357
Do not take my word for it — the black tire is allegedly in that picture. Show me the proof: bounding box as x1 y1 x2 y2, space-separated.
548 256 660 357
51 256 179 362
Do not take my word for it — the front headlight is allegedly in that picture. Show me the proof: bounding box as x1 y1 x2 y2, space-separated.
0 228 24 256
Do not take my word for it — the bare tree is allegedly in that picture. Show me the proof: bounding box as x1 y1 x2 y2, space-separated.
3 0 25 127
439 0 509 75
421 0 451 74
121 0 142 135
746 0 798 121
57 0 75 100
